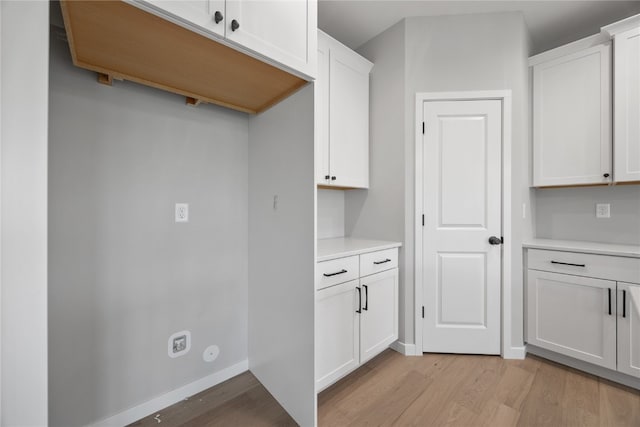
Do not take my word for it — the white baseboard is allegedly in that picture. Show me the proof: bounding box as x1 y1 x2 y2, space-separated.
502 345 526 360
390 341 418 356
89 359 249 427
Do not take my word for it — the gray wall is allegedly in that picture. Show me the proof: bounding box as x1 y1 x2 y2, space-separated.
536 186 640 245
317 189 345 239
49 28 249 427
350 13 530 348
1 2 49 425
248 84 316 426
348 20 407 337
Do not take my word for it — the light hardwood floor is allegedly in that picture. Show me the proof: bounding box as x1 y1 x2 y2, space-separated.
131 350 640 426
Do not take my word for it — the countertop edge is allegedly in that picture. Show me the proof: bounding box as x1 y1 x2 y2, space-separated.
522 239 640 259
317 239 402 262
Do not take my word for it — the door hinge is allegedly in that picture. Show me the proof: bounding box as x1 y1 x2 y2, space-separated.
422 306 425 318
422 214 425 226
422 122 425 134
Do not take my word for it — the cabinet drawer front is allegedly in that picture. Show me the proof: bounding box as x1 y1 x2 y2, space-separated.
360 248 398 277
527 249 640 283
316 256 359 290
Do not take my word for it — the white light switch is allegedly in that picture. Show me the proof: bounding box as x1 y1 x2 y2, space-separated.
175 203 189 222
596 203 610 219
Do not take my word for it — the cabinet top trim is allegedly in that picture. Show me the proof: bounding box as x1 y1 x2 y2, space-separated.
529 33 610 67
523 239 640 259
602 13 640 37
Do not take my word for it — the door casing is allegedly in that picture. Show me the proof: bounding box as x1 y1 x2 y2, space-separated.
414 91 516 358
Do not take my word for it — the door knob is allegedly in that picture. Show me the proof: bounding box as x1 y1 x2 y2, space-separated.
488 236 503 245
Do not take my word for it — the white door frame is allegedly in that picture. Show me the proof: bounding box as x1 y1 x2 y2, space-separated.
414 90 515 358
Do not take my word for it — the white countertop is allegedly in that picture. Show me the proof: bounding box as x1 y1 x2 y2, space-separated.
317 237 402 262
523 238 640 258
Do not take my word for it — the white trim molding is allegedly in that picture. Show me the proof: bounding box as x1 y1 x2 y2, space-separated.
89 360 248 427
390 341 418 356
601 13 640 37
414 90 514 359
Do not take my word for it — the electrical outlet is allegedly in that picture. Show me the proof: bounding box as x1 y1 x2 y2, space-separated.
596 203 611 219
175 203 189 223
168 330 190 358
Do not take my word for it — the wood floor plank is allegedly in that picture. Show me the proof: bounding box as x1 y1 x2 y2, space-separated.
129 351 640 427
516 360 568 427
599 379 640 427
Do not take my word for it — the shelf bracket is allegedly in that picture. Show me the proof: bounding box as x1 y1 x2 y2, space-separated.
186 97 203 107
97 72 113 86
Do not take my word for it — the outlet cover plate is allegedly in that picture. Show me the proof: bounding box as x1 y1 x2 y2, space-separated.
596 203 611 219
168 330 191 358
175 203 189 223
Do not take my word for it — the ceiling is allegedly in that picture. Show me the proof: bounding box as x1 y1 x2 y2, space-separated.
318 1 640 54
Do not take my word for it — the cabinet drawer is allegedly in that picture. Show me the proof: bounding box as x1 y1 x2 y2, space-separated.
527 249 640 283
360 248 398 277
316 256 359 290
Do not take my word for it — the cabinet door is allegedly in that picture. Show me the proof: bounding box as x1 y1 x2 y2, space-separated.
225 0 316 79
618 282 640 378
613 27 640 183
527 270 616 369
133 1 226 37
315 32 330 185
316 280 360 391
360 268 398 364
533 44 612 187
328 42 372 189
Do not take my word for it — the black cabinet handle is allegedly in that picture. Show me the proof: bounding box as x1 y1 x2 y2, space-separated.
231 19 240 31
551 261 586 268
331 176 336 181
214 11 223 23
356 287 361 314
373 259 391 265
604 173 610 178
608 288 612 315
363 285 368 311
324 175 330 180
323 269 347 277
623 290 626 318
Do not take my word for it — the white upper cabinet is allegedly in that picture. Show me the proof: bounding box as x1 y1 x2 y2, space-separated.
531 40 612 187
143 1 226 37
316 31 373 189
129 0 317 79
225 0 317 79
603 17 640 183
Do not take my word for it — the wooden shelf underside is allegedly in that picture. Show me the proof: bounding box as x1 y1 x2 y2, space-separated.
60 1 307 114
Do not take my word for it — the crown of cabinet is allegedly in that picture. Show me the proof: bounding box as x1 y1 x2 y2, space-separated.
60 0 317 114
530 14 640 188
316 30 374 190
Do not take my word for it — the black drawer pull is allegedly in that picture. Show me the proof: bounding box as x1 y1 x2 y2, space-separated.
374 259 391 265
363 285 368 311
551 261 585 268
623 290 627 318
608 288 612 316
356 287 362 314
323 269 347 277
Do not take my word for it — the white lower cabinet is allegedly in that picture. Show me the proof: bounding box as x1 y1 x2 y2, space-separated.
527 270 617 369
360 269 398 364
316 280 359 391
618 282 640 377
316 247 399 391
526 248 640 379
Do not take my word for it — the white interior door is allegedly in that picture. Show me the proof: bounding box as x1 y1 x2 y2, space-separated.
421 99 502 355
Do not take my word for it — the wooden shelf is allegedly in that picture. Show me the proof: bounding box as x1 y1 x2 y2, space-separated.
60 1 308 114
